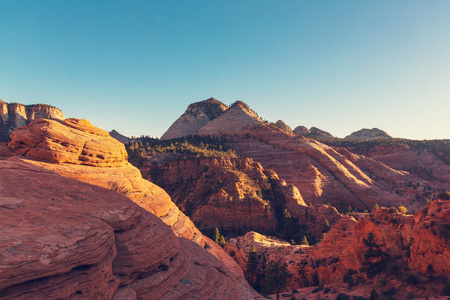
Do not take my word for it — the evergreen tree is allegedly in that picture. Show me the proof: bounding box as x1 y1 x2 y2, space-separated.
213 227 220 244
362 232 390 277
262 260 293 300
246 245 259 285
218 235 226 247
300 236 309 246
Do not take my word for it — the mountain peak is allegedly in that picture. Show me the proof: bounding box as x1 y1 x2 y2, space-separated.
160 98 228 140
344 128 392 141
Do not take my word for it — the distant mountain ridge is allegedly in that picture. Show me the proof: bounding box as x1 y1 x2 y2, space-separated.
344 128 392 141
0 99 65 141
158 98 438 212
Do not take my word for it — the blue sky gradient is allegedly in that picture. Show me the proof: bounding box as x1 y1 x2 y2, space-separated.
1 1 449 139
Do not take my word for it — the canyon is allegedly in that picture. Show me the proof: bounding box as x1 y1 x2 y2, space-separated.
0 98 449 299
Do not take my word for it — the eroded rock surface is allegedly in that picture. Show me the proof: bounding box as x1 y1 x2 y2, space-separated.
0 160 259 299
344 128 392 141
0 100 65 142
160 97 228 140
6 118 252 292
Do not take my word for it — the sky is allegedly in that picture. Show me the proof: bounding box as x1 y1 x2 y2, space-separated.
1 0 449 139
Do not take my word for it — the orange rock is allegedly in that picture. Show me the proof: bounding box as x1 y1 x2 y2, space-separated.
0 159 259 299
6 118 254 293
8 119 127 167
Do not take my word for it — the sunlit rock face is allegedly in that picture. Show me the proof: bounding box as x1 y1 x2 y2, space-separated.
0 100 65 142
344 128 392 141
160 97 228 140
6 117 257 296
0 159 259 299
196 101 411 210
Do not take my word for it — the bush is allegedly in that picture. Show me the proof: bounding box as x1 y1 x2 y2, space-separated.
398 205 408 214
107 181 130 196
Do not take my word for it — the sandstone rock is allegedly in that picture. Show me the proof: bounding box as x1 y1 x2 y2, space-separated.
409 200 450 277
140 157 279 233
344 128 392 141
293 125 310 136
109 129 130 144
0 101 65 142
6 118 253 292
160 97 228 140
194 101 424 210
309 127 334 139
274 120 293 134
0 159 259 299
8 119 127 167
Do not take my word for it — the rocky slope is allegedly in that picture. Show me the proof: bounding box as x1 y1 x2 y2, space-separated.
226 200 450 299
193 100 422 211
0 159 260 299
109 129 130 144
0 100 65 142
128 137 341 242
160 97 228 140
344 128 392 141
336 141 450 194
5 118 252 290
293 126 334 139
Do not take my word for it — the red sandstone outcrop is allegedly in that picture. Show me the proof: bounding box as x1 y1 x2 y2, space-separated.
195 101 414 210
227 201 449 298
0 100 65 142
340 142 450 194
344 128 392 141
9 118 127 167
0 159 259 299
293 126 310 136
6 118 250 288
274 120 292 134
160 97 228 140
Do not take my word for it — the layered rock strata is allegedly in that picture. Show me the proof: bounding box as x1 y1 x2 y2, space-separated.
344 128 392 141
6 118 250 288
0 100 65 142
160 97 228 140
0 159 259 299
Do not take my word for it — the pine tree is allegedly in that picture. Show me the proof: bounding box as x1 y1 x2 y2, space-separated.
213 227 220 244
246 245 258 285
218 235 226 247
300 236 309 246
262 260 292 300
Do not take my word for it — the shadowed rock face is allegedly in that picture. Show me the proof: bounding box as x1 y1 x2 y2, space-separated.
0 159 260 299
160 98 228 140
0 100 65 142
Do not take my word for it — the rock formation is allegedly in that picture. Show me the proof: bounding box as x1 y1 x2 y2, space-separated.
308 127 335 139
0 100 65 142
9 118 127 167
194 100 418 210
274 120 293 134
293 126 334 139
6 118 252 291
160 97 228 140
344 128 392 141
109 129 130 144
226 200 449 299
293 125 310 136
0 159 259 299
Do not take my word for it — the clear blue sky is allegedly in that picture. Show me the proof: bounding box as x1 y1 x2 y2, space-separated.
1 0 449 139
